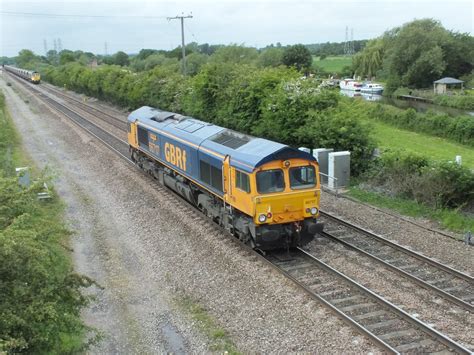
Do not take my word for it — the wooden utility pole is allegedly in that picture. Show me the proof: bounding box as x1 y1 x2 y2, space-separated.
167 13 193 75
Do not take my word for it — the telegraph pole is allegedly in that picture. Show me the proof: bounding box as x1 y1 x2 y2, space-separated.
167 13 193 75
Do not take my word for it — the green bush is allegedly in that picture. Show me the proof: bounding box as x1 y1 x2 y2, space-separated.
367 150 474 208
0 177 95 353
0 93 96 353
0 93 18 175
417 161 474 208
432 94 474 110
299 102 376 175
253 77 340 145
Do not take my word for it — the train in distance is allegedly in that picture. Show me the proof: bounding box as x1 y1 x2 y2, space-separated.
3 65 41 84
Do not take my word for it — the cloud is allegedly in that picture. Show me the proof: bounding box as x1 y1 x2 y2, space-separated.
1 0 472 56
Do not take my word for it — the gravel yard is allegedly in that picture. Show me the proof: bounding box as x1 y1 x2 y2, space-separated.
1 76 381 352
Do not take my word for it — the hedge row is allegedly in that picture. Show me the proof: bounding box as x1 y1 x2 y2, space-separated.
432 94 474 110
43 62 376 174
367 104 474 147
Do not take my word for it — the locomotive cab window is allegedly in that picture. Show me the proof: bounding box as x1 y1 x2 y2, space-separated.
137 126 149 147
289 166 316 189
256 169 284 194
235 170 250 193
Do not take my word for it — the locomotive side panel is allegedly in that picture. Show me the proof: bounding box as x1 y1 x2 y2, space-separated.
137 124 200 182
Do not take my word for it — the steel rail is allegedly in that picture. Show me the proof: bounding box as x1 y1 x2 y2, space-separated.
39 84 128 130
42 82 127 117
321 230 473 312
7 74 131 162
320 211 473 283
319 211 473 312
294 248 471 354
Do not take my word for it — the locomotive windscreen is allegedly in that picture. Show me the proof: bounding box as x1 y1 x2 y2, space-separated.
137 126 149 147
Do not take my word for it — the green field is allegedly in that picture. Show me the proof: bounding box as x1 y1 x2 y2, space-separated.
313 56 352 73
368 120 474 168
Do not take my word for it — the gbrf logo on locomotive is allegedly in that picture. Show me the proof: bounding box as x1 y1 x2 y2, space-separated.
164 142 187 171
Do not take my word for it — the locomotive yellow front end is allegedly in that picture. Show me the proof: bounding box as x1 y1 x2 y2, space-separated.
250 158 323 250
31 72 41 84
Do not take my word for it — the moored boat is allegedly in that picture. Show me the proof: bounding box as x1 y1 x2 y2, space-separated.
361 82 384 94
339 78 362 91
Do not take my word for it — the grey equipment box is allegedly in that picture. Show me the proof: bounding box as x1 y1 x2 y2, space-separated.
298 147 311 154
328 151 351 189
313 148 334 184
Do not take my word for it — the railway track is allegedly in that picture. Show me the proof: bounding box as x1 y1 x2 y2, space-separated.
39 83 128 131
7 74 130 161
43 82 127 116
266 248 470 353
319 211 474 312
7 75 472 353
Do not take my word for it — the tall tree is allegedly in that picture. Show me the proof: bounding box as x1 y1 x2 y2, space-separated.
114 51 130 66
209 45 258 64
46 50 58 65
353 39 384 78
59 51 75 65
15 49 37 68
257 48 284 68
282 44 312 72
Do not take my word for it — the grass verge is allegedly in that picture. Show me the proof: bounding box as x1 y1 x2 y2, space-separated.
313 55 352 73
348 186 474 235
174 295 239 354
369 120 474 169
0 90 96 353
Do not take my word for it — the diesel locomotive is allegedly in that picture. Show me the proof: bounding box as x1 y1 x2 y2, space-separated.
128 106 324 251
3 65 41 84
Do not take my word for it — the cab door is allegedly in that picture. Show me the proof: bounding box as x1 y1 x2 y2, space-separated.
128 122 138 148
223 155 232 204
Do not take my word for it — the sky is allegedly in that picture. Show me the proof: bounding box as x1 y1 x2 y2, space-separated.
1 0 473 57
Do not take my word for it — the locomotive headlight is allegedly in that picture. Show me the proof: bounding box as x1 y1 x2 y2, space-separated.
258 214 267 223
310 207 318 215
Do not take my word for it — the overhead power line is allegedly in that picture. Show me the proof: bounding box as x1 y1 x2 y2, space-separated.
185 22 199 43
0 11 167 19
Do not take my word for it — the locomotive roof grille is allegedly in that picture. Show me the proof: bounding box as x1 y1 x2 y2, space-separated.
150 110 187 123
175 120 205 133
150 111 175 122
210 131 250 149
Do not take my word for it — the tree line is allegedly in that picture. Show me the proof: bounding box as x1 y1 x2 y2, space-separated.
352 19 474 91
6 19 474 210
